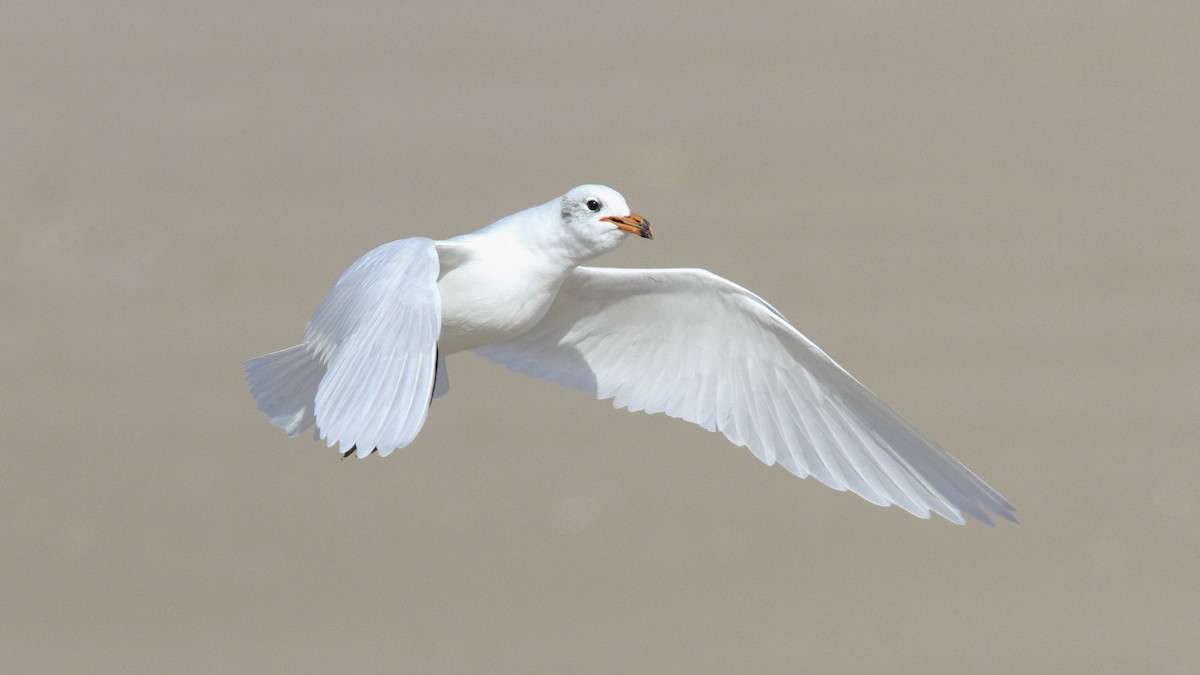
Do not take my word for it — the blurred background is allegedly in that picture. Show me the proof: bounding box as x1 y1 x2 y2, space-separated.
3 2 1197 673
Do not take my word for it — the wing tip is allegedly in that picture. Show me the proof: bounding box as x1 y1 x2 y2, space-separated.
939 501 1019 527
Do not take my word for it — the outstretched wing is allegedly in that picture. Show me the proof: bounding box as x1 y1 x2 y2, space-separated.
304 238 441 457
475 266 1015 525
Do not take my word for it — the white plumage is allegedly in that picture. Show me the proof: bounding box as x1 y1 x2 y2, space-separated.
245 185 1015 525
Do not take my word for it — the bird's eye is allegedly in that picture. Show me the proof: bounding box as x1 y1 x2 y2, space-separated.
585 199 601 212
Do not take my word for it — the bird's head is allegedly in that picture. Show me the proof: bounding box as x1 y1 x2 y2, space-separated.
556 185 653 257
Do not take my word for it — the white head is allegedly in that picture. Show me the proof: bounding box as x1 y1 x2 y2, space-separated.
554 184 653 259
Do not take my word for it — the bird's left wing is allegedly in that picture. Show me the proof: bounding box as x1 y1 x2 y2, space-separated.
304 238 441 457
475 266 1015 524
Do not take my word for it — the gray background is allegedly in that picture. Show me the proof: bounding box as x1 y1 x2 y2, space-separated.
4 2 1197 673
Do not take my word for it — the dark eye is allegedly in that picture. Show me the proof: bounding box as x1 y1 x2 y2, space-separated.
585 198 601 212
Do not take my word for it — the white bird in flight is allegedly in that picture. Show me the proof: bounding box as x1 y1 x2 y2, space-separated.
245 185 1015 525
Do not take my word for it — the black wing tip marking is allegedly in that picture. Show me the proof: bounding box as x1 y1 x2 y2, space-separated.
341 444 379 459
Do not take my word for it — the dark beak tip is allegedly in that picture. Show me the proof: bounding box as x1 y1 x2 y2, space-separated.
605 213 654 239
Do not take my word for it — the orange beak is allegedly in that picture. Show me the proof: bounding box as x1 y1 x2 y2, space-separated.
601 213 653 239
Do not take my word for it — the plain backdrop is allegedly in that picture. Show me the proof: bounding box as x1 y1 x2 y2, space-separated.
3 2 1197 673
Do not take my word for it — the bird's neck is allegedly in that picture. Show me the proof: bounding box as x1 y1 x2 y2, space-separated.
479 204 599 271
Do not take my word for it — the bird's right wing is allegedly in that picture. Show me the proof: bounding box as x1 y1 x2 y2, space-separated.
303 238 442 457
475 266 1015 525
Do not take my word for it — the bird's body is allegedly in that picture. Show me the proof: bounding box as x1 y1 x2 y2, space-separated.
434 208 578 353
245 185 1016 525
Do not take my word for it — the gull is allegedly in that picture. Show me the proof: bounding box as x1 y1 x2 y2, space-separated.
244 185 1015 525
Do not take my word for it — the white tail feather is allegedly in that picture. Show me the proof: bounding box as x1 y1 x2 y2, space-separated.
244 345 324 437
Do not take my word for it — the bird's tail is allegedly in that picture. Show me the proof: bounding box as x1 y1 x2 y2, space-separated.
244 345 324 437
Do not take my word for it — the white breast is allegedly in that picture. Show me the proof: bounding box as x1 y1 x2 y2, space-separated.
434 235 567 354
